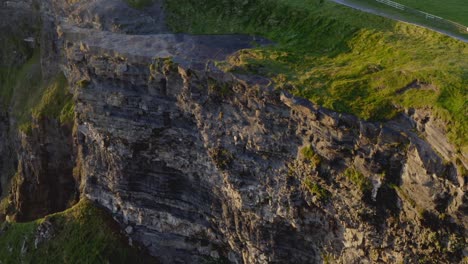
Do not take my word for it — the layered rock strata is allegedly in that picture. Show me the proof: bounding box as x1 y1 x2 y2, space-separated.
0 0 466 263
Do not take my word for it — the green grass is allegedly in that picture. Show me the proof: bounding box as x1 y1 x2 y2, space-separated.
0 51 42 113
32 72 74 124
300 145 321 168
304 178 331 202
392 0 468 25
165 0 468 152
0 199 154 263
343 167 372 192
0 50 74 133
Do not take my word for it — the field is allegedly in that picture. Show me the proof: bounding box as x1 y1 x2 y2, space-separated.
165 0 468 152
394 0 468 25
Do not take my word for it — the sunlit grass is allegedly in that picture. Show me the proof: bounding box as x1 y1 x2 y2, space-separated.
0 199 154 263
165 0 468 149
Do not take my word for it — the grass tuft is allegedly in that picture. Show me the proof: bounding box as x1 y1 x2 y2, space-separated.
304 178 331 202
300 145 321 168
344 167 372 192
32 72 74 124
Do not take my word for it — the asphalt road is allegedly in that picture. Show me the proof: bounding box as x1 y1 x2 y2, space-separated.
330 0 468 43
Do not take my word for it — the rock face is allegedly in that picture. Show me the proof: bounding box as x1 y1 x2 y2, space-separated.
0 0 76 222
0 0 39 67
0 0 42 197
0 113 15 195
9 119 76 222
1 0 467 263
68 54 467 263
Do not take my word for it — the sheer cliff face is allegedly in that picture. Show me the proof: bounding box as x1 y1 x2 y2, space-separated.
1 0 467 263
11 119 75 221
66 42 467 263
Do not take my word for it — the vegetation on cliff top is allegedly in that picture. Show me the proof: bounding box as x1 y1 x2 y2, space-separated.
0 199 154 263
165 0 468 152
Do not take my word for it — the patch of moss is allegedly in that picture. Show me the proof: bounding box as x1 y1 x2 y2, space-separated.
32 72 74 124
18 122 33 135
304 178 331 202
0 199 155 263
322 252 335 264
0 197 11 219
77 79 90 88
300 145 321 168
208 79 233 98
344 167 372 192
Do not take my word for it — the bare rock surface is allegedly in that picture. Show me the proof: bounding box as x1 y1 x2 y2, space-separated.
60 23 271 69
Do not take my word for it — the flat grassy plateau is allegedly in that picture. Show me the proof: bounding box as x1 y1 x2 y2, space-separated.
164 0 468 154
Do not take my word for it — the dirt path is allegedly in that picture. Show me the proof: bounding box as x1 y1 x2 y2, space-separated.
330 0 468 43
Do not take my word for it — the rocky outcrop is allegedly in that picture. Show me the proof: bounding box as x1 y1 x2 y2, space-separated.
62 28 466 262
0 0 39 215
9 118 76 222
1 0 466 263
0 0 39 68
0 0 76 221
0 112 16 197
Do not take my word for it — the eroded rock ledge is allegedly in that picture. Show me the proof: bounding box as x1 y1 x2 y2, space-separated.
0 0 466 263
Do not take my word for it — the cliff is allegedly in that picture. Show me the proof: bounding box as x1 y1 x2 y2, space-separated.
0 0 466 263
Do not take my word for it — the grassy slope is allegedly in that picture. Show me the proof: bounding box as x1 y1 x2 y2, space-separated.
0 52 42 113
393 0 468 25
0 199 154 263
165 0 468 152
31 72 75 124
0 50 74 133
